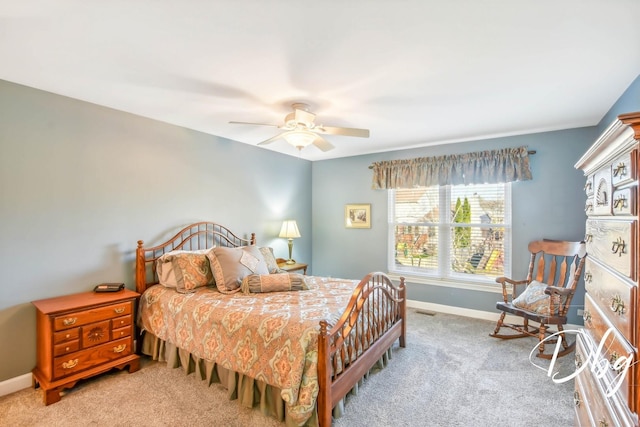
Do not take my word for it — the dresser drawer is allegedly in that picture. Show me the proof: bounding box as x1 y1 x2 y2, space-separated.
586 219 636 280
583 293 635 410
53 336 133 379
53 301 133 331
575 334 626 427
612 188 636 216
611 151 636 188
585 258 636 343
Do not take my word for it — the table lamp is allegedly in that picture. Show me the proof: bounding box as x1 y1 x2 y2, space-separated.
279 220 300 264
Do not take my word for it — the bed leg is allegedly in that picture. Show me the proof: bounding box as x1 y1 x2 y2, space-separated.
317 320 332 427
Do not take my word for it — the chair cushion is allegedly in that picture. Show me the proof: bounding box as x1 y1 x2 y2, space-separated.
512 280 562 316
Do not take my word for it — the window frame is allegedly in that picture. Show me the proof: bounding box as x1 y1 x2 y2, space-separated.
387 183 512 292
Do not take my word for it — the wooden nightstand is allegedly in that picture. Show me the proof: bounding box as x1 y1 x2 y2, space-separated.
277 259 308 275
31 289 141 405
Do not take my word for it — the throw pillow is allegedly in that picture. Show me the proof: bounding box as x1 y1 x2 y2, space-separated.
156 249 214 293
241 273 309 294
207 246 269 294
512 280 561 315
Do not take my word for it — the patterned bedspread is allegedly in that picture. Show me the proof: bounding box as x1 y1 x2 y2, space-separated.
138 275 359 423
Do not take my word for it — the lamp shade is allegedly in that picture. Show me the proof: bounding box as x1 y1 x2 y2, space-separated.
279 220 301 239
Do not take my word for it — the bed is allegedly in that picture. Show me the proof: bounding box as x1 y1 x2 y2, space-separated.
135 222 406 426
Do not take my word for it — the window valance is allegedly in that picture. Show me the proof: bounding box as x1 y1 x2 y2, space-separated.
370 146 533 189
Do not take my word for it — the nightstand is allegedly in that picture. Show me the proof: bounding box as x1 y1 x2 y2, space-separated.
31 289 141 405
277 259 308 275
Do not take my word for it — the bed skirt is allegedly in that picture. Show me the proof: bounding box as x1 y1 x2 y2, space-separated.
140 331 393 426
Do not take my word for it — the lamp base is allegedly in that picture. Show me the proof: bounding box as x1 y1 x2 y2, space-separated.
286 239 295 265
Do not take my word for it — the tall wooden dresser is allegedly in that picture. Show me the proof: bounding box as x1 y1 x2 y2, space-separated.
574 112 640 426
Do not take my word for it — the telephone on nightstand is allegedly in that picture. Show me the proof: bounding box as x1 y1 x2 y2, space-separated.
93 283 125 293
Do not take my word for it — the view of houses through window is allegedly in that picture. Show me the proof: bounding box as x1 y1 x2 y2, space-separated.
388 183 511 283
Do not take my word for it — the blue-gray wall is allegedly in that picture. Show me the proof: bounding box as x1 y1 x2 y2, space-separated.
1 73 638 382
0 80 312 381
311 73 640 326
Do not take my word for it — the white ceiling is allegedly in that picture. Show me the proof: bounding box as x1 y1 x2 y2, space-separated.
2 1 640 161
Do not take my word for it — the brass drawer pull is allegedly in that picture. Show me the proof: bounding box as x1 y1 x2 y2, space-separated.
573 390 581 407
611 295 625 315
575 353 582 369
62 359 79 369
114 307 125 314
599 419 609 427
611 237 626 256
613 196 627 210
63 317 77 326
113 344 127 353
609 352 622 372
585 234 593 243
583 310 592 324
584 272 592 283
613 163 626 177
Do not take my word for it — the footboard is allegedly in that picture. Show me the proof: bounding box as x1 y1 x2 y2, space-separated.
317 272 406 427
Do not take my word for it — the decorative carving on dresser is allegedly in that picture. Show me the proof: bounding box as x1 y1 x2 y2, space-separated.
575 112 640 426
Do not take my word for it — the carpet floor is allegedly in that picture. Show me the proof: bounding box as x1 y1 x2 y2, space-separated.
0 309 576 426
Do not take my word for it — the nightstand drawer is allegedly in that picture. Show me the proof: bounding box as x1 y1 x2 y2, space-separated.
112 325 132 340
53 328 79 345
53 301 133 331
112 314 131 329
53 337 133 379
53 340 79 357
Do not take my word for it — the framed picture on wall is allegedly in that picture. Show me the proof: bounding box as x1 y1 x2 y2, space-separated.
345 204 371 228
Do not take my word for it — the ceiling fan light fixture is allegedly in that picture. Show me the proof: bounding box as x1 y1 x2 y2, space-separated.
283 131 316 149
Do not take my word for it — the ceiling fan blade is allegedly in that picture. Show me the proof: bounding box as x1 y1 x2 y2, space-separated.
294 108 316 125
257 133 285 146
316 125 370 138
229 121 279 127
312 135 335 152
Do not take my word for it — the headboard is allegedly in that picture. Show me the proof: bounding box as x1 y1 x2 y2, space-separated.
135 222 256 294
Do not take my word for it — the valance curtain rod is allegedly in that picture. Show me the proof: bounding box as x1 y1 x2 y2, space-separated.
367 149 536 169
370 146 533 189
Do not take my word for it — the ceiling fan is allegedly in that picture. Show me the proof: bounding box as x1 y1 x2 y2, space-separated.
229 103 370 152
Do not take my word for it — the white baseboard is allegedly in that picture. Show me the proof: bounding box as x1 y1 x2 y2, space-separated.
407 299 509 322
406 299 581 330
0 372 32 398
0 300 582 398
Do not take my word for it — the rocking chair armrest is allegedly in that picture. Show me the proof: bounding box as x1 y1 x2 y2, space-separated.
495 277 528 286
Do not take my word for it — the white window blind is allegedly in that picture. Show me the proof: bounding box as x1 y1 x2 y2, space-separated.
388 183 511 284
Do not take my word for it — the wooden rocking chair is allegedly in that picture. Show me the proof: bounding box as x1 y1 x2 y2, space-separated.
490 240 587 359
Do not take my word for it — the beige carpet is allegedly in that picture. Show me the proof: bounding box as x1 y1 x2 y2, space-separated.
0 309 575 426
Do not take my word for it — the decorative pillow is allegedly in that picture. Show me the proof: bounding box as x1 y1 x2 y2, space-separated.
207 246 269 294
258 247 287 274
241 273 309 294
512 280 562 315
156 249 214 293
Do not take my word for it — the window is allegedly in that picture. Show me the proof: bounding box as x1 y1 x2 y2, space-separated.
388 183 511 284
